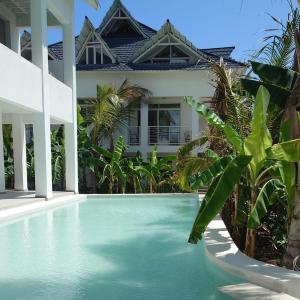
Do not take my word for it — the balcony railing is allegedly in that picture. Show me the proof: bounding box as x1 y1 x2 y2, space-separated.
128 126 141 145
148 126 192 145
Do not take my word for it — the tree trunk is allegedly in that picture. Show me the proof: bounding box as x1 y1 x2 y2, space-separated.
244 188 257 257
108 179 113 194
92 172 97 193
283 187 300 269
284 31 300 268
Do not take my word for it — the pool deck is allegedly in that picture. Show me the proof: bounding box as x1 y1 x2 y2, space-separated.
0 190 76 211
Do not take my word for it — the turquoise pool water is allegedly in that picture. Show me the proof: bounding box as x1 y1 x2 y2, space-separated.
0 195 243 299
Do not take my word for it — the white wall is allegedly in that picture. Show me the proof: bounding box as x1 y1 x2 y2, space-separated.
0 43 43 112
77 70 215 98
48 74 73 123
77 70 215 156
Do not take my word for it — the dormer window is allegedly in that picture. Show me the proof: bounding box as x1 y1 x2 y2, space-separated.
151 45 190 64
78 41 113 65
100 6 145 38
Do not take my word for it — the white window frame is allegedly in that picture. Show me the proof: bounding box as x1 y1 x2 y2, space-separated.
84 41 113 65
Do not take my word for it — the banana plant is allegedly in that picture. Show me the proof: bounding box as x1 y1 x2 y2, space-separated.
144 145 176 193
185 85 300 257
242 59 300 266
100 136 127 194
123 156 155 193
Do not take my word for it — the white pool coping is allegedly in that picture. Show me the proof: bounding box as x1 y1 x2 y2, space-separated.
204 208 300 298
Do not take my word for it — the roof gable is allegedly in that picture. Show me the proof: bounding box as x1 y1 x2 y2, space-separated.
98 0 146 38
20 31 58 60
132 20 209 64
76 17 116 63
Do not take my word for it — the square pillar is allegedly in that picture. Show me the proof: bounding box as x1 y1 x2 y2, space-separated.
9 19 20 54
140 102 149 161
31 0 52 198
0 110 5 193
191 95 200 140
12 115 28 191
63 0 78 193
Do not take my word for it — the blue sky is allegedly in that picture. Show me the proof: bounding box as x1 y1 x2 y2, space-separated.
48 0 294 62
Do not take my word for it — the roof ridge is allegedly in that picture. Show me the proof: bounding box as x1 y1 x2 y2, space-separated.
97 0 147 37
132 19 210 63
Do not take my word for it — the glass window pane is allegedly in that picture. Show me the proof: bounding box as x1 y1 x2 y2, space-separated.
159 111 180 126
79 49 87 64
87 47 94 64
95 47 102 64
155 46 171 58
148 110 158 126
171 46 189 58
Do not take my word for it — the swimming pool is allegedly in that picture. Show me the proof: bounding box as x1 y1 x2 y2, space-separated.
0 194 244 299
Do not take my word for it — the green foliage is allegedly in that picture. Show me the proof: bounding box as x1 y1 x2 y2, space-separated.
189 155 252 243
244 86 272 180
189 156 233 190
248 179 287 229
184 97 243 153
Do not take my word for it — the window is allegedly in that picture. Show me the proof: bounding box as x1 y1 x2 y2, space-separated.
151 45 190 64
78 41 113 65
148 104 180 127
148 104 181 145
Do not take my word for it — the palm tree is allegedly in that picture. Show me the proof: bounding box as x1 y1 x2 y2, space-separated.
84 80 150 192
86 79 151 151
254 1 300 69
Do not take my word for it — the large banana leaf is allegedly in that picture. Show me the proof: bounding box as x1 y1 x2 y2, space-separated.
244 86 273 180
189 156 233 190
266 139 300 162
250 61 297 90
184 97 243 153
177 136 209 158
112 136 125 165
241 78 290 108
188 155 252 244
178 157 210 191
241 61 297 108
278 161 296 217
248 179 287 229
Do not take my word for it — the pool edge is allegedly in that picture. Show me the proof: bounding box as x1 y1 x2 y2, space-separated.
202 195 300 299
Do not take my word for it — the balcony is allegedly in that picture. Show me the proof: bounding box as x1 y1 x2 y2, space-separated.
0 43 43 112
127 126 141 145
148 126 191 145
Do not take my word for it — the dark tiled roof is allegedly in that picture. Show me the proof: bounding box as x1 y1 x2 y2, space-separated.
103 37 148 63
47 0 244 71
49 41 64 60
77 58 245 72
201 47 235 59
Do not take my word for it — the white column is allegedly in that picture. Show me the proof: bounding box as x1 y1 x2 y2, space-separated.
63 0 78 193
9 19 20 54
31 0 53 198
0 110 5 193
191 96 200 155
140 102 148 161
191 95 200 140
12 115 27 191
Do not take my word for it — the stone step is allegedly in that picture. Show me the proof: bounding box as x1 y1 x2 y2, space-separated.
218 283 299 300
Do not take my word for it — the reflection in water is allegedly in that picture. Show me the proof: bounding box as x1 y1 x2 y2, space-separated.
0 195 240 300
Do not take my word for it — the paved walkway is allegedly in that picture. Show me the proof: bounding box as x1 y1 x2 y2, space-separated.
0 190 74 211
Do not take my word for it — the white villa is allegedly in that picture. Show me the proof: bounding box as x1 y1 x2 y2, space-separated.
0 0 244 196
22 0 245 162
0 0 99 198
